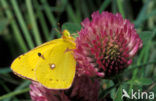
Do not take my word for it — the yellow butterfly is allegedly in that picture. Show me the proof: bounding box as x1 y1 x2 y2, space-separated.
11 30 76 89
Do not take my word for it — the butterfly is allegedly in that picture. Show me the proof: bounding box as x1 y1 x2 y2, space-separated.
11 30 76 89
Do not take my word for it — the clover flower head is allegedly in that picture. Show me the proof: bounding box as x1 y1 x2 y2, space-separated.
29 82 69 101
29 75 103 101
74 11 143 77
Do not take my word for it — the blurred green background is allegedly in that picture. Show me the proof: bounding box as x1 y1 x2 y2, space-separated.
0 0 156 101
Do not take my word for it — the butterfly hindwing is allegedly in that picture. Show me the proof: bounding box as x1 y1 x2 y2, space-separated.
35 39 76 89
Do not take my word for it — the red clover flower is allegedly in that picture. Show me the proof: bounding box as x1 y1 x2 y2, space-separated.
30 75 104 101
74 11 143 77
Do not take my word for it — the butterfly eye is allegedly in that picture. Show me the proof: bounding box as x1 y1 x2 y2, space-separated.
49 64 55 69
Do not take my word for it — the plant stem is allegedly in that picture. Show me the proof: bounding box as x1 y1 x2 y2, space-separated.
34 0 49 41
11 0 34 49
117 0 125 18
41 0 57 27
26 0 42 45
99 0 111 13
0 88 29 100
0 0 28 52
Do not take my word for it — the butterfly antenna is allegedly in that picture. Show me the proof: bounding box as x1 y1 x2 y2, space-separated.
71 33 77 36
71 32 79 38
54 23 62 35
55 23 72 39
57 23 62 34
54 28 60 34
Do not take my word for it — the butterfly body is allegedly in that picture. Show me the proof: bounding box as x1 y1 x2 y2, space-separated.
11 30 76 89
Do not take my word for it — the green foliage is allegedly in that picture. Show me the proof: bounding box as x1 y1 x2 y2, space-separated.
62 22 81 38
0 19 9 34
62 22 81 33
0 68 11 74
140 31 155 45
127 78 153 86
114 86 123 101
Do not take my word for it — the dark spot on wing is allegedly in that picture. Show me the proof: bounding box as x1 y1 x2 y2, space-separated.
49 78 53 81
38 52 41 56
37 52 45 59
56 79 58 82
31 69 34 71
18 57 21 59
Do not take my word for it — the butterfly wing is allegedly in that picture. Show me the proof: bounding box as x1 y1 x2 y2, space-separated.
35 39 76 89
11 39 61 81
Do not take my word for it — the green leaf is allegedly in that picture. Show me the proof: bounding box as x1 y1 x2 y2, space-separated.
4 80 31 101
99 80 118 99
0 19 9 34
127 78 153 86
49 28 61 40
134 0 151 28
153 84 156 95
114 86 123 101
0 68 11 74
62 22 81 34
99 0 111 13
0 88 29 100
139 31 154 45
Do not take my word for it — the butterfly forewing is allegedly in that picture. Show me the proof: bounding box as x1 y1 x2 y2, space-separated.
11 39 60 81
